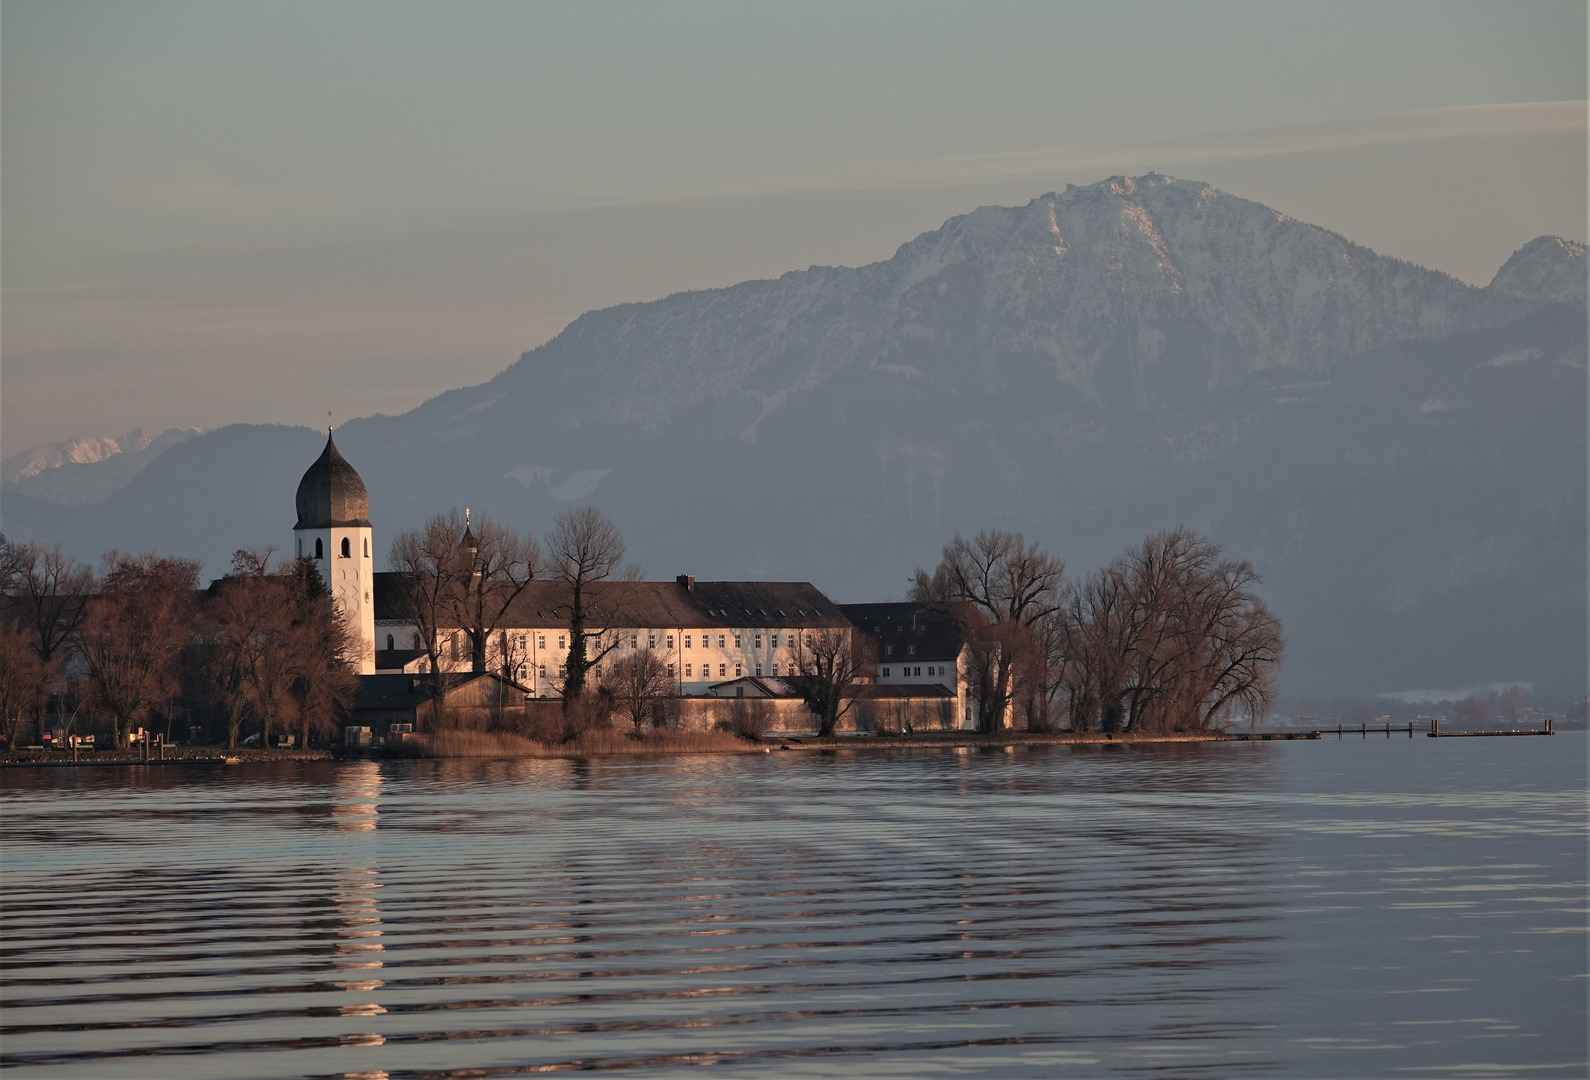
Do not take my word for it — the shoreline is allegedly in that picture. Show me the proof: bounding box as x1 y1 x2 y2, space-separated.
0 729 1273 768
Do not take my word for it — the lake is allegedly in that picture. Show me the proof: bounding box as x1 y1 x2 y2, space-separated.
2 735 1585 1078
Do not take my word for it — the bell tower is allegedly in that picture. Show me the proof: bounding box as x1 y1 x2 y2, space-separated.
293 427 376 674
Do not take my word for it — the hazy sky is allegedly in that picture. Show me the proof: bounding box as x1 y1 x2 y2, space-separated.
3 0 1585 458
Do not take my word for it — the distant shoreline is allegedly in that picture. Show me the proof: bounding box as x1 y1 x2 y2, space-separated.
0 729 1281 768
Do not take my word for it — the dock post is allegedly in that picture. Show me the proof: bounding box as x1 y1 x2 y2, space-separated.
1361 722 1366 739
1337 723 1342 738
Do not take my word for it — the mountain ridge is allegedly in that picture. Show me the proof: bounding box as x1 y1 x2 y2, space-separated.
2 174 1584 697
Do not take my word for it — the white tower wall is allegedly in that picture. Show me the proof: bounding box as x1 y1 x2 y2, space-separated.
294 526 376 674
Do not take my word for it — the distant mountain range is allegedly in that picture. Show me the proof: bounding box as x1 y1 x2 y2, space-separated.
2 428 204 506
3 175 1584 696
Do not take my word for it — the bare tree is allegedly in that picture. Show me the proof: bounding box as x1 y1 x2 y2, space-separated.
1455 696 1493 727
74 552 200 748
1056 529 1283 733
448 511 542 674
1498 685 1529 726
388 517 466 717
545 507 639 708
205 550 281 749
607 650 672 730
793 627 874 737
911 530 1065 733
1 539 93 738
0 618 47 747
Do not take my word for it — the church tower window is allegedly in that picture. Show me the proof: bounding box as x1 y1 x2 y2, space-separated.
315 538 323 560
341 537 351 558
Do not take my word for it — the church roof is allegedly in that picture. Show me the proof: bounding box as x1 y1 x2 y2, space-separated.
295 432 370 529
372 573 851 630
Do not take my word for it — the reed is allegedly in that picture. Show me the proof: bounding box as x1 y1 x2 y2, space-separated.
410 727 759 759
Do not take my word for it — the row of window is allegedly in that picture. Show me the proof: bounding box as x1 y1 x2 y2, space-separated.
882 644 918 656
882 665 948 678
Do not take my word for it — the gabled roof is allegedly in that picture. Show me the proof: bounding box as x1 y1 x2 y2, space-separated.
708 675 801 698
840 602 965 662
353 670 529 711
374 574 851 630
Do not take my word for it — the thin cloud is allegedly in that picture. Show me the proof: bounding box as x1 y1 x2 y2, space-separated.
605 100 1588 206
104 168 324 218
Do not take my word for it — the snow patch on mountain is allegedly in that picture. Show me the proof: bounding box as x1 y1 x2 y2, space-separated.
1487 236 1587 308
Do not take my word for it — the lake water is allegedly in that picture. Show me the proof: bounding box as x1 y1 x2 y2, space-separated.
2 736 1585 1079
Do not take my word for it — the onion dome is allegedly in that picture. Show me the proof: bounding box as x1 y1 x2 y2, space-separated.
294 432 371 529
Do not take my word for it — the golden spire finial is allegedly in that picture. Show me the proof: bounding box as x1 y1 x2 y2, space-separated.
327 411 333 434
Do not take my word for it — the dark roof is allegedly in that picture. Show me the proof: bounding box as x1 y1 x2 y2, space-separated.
858 683 956 700
840 602 964 662
295 432 370 529
353 671 527 711
374 574 851 630
708 675 800 697
374 648 426 669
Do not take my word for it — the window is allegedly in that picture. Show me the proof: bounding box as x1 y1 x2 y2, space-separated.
538 635 546 650
341 537 351 558
771 634 779 649
685 663 693 678
884 645 892 656
666 635 674 648
363 537 369 557
733 634 741 648
630 634 638 648
558 635 565 649
684 635 692 649
386 634 394 650
718 664 726 677
754 634 762 649
539 665 547 678
734 664 742 677
450 633 459 662
717 635 725 648
314 538 323 560
755 664 762 676
907 645 915 656
787 664 795 676
648 634 656 648
914 666 922 677
296 537 302 557
882 667 891 677
667 664 675 678
412 633 421 649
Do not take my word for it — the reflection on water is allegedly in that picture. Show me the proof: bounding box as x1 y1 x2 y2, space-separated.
1 738 1584 1078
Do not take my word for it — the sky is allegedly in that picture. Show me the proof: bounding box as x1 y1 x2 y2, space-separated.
2 0 1585 459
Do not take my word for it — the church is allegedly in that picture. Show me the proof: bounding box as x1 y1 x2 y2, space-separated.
291 433 975 722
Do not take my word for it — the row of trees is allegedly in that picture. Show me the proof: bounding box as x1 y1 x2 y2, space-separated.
912 527 1284 734
1 536 357 749
387 505 642 712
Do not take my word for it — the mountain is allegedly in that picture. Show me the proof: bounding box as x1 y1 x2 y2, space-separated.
2 175 1584 696
2 427 204 506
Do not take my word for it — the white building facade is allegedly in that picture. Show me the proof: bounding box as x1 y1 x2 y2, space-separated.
373 574 852 698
